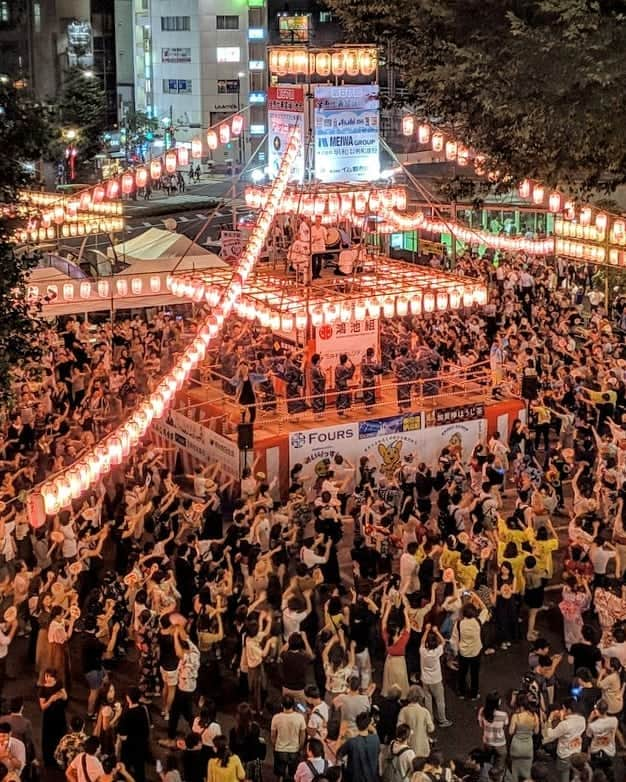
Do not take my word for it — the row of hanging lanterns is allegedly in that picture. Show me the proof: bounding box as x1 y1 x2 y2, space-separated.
34 126 301 519
27 274 164 304
380 207 555 255
401 114 625 240
268 47 377 77
227 286 487 329
19 114 245 242
244 186 407 216
17 218 125 244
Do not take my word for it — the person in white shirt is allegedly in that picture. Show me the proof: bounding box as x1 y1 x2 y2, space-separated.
586 698 618 770
66 737 104 782
542 698 587 782
419 625 452 727
0 723 25 774
399 543 420 594
300 537 331 569
294 738 330 782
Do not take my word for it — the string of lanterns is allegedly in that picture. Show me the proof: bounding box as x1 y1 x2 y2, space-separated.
30 127 302 521
16 217 125 244
244 186 407 216
400 114 623 237
16 110 247 243
268 46 377 78
379 207 554 255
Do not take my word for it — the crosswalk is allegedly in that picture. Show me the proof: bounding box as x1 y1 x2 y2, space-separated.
126 204 251 234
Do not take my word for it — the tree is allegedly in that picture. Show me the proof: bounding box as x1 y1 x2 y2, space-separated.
0 82 49 407
124 110 160 151
56 66 107 174
325 0 626 193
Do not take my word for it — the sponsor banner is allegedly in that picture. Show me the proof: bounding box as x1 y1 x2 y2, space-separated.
315 318 378 375
220 230 243 263
314 84 380 183
289 423 358 482
289 414 485 484
424 402 486 428
268 86 306 182
153 409 240 479
358 412 422 439
418 419 487 468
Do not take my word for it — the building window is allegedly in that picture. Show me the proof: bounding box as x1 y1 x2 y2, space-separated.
216 46 240 63
0 1 9 23
216 14 239 30
248 28 264 40
33 2 41 32
249 60 264 71
161 47 191 63
319 11 333 23
217 79 240 94
161 16 190 32
163 79 192 94
249 91 265 104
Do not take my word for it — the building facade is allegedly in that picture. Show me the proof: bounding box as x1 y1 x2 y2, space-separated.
0 0 121 126
131 0 268 163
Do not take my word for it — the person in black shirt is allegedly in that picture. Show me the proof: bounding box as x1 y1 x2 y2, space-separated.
118 687 151 782
569 624 602 676
349 590 378 689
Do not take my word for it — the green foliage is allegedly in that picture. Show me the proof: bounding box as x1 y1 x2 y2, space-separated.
124 110 160 149
0 82 47 406
325 0 626 193
56 66 107 171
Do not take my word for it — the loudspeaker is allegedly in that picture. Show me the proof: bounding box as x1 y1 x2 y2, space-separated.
237 422 254 450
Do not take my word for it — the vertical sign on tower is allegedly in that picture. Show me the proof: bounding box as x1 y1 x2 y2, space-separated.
268 85 306 182
313 84 380 183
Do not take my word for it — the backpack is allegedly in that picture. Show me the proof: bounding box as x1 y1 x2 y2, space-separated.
305 760 329 782
382 746 412 782
309 705 328 741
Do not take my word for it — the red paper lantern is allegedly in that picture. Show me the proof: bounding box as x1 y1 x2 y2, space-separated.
206 130 218 150
150 159 162 180
218 124 230 145
93 185 105 203
191 137 202 159
106 179 120 199
165 150 177 174
231 115 244 137
177 146 190 167
121 172 135 194
135 167 148 188
79 191 92 210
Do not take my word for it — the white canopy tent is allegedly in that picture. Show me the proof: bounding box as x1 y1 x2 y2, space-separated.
29 228 228 317
107 228 227 273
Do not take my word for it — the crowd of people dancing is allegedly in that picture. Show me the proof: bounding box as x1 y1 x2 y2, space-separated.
0 247 625 782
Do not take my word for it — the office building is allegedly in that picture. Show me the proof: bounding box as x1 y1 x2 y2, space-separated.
0 0 121 126
131 0 268 163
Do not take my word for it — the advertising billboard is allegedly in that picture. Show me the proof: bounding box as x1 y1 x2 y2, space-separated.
267 85 306 182
313 84 380 182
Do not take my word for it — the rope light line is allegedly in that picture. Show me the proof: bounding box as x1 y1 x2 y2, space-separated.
399 113 624 235
15 106 252 240
29 126 302 522
378 137 555 255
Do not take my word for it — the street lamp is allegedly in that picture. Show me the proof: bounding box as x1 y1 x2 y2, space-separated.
63 128 79 181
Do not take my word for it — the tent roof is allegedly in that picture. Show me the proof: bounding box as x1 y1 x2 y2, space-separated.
29 266 73 282
108 228 227 272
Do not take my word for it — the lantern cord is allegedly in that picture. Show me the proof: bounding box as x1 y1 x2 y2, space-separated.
378 136 553 253
17 105 254 229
